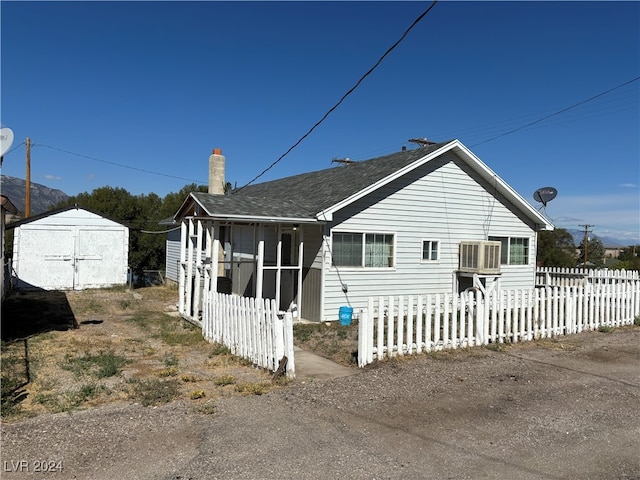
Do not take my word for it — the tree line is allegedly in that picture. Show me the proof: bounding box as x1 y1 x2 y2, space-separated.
537 229 640 270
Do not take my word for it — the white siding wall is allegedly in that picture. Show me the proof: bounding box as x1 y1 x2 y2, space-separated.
165 228 181 282
322 153 538 321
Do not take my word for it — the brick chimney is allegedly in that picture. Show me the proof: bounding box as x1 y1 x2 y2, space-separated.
208 148 226 195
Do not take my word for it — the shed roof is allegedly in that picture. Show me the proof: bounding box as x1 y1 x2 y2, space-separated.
6 204 129 230
175 139 553 230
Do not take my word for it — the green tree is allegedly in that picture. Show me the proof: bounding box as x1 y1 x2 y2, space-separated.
577 236 605 268
158 183 207 220
536 228 576 268
611 245 640 271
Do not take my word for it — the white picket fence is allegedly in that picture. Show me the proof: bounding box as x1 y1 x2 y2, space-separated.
536 267 639 287
202 291 295 378
358 281 640 367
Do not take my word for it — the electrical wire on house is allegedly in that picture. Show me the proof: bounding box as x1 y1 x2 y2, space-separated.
236 0 439 192
140 226 181 234
34 143 206 184
0 140 26 161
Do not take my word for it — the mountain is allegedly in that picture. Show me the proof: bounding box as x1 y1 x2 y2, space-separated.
0 175 70 215
566 229 630 248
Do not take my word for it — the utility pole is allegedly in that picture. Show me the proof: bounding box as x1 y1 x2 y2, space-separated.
579 224 594 269
25 137 31 218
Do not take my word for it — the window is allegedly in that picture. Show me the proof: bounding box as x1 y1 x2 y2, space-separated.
421 240 439 262
332 232 394 268
489 236 529 265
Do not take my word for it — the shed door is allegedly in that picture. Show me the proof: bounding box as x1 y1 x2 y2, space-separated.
19 228 75 289
76 228 126 289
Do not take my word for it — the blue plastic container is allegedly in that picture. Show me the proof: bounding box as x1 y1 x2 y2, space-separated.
339 306 353 326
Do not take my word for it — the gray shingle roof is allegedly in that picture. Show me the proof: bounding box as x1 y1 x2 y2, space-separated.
189 141 453 221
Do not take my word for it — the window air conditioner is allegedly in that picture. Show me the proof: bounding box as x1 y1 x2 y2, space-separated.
459 241 501 274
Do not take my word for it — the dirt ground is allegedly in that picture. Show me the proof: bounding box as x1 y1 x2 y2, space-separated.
1 286 282 419
1 288 639 479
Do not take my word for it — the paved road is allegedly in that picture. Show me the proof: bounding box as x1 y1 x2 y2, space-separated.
2 328 639 480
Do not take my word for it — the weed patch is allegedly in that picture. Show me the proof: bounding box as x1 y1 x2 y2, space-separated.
235 382 271 395
62 351 129 379
196 401 216 415
128 378 181 406
215 375 235 386
189 390 206 400
209 343 231 356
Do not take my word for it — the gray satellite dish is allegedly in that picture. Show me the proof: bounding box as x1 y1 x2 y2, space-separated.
533 187 557 207
0 127 14 157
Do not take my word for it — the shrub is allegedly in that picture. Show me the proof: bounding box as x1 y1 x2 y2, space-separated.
215 375 235 386
189 390 206 400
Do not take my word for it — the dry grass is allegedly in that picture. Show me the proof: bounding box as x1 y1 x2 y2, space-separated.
1 286 278 420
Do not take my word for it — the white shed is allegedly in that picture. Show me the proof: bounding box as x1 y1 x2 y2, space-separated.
8 205 129 290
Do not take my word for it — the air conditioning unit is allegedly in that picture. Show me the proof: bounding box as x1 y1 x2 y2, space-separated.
459 241 501 274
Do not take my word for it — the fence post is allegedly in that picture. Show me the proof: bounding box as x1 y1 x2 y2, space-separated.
407 295 415 354
358 307 369 367
387 296 395 357
397 296 405 356
434 293 441 349
377 296 385 361
475 289 485 345
283 312 295 378
416 295 424 353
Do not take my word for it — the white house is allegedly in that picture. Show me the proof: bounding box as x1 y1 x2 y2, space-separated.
8 205 129 290
172 140 553 323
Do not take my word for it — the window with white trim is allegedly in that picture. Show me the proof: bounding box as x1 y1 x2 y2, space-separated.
421 240 439 262
332 232 394 268
488 236 529 265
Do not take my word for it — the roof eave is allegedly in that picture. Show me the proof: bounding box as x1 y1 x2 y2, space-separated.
452 142 554 230
184 213 320 224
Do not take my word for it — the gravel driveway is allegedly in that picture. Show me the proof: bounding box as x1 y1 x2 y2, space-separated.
2 327 639 480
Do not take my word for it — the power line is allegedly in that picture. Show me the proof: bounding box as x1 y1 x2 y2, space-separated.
470 76 640 147
237 0 439 191
33 143 206 184
1 140 26 158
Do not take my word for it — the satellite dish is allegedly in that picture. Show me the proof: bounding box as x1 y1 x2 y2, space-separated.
0 127 15 157
533 186 558 207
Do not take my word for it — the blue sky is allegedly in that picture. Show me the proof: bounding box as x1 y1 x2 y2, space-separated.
1 1 639 244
